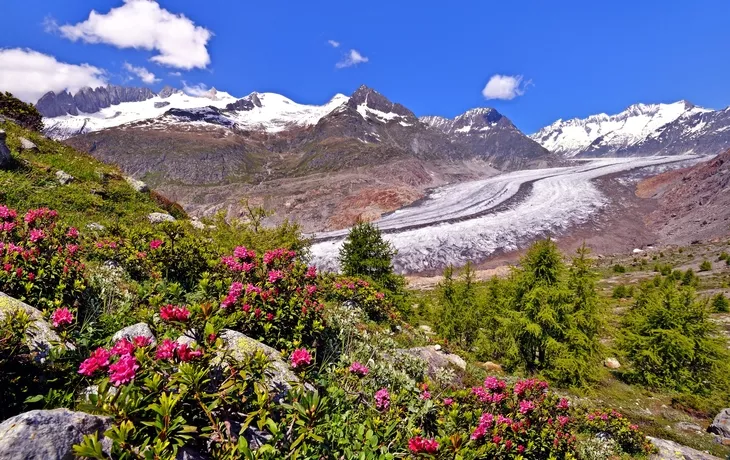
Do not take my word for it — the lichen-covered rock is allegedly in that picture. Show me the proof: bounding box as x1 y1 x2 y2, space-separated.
148 212 175 224
55 170 74 185
18 137 38 151
219 329 302 397
0 130 11 168
124 176 149 193
0 292 64 352
0 409 111 460
398 345 467 372
709 408 730 441
648 437 721 460
111 322 156 346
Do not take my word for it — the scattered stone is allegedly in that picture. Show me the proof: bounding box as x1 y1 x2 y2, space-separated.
0 130 11 168
633 248 645 254
648 437 721 460
86 222 105 232
219 329 303 397
112 322 156 346
0 409 111 460
603 357 621 369
0 292 66 353
148 212 175 224
708 408 730 441
18 137 38 151
124 176 149 193
676 421 703 433
398 346 467 372
55 170 74 185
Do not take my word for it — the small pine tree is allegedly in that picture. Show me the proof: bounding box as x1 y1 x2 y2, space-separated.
699 260 712 272
712 293 730 313
339 220 398 289
437 262 480 348
681 268 698 287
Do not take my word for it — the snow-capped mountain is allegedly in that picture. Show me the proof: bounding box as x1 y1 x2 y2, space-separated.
530 101 710 157
39 85 348 140
421 107 505 134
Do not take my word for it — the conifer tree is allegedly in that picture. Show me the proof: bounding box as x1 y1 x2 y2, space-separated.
437 262 480 348
338 220 398 290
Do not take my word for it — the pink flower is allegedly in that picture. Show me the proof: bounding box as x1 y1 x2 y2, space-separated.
375 292 385 300
176 343 203 362
374 388 390 411
420 390 431 400
133 336 152 348
266 312 274 321
78 347 111 376
110 338 136 356
28 228 45 243
290 348 312 369
267 270 283 283
233 246 256 260
514 378 548 397
305 285 317 295
443 398 454 406
109 355 139 386
159 304 191 322
558 416 571 427
66 244 80 255
155 339 178 360
408 436 439 454
349 361 369 376
66 227 79 238
519 400 536 415
305 266 317 279
263 248 296 265
51 307 73 328
557 398 570 410
149 239 164 250
0 205 17 220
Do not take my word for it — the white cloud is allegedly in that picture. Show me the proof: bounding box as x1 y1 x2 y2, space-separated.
327 40 340 48
169 71 182 77
0 48 107 103
481 74 529 100
123 62 160 84
58 0 212 70
182 81 209 97
336 49 369 69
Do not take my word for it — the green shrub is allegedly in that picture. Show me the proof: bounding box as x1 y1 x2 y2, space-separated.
619 280 730 393
699 260 712 271
612 284 632 299
0 92 43 132
612 264 626 273
681 268 698 287
718 251 729 262
712 293 730 313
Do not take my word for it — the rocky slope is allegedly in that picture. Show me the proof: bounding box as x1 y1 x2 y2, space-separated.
530 100 730 157
60 84 555 231
637 149 730 244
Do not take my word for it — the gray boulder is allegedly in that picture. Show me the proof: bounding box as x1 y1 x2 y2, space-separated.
112 322 156 346
148 212 175 224
0 292 65 352
648 437 721 460
708 408 730 441
55 170 74 185
0 130 11 168
124 176 149 193
398 345 467 372
219 329 303 397
18 137 38 151
0 409 111 460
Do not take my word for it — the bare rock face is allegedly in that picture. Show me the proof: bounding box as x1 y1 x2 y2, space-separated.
0 292 63 352
36 85 155 117
709 408 730 442
0 409 111 460
648 437 721 460
0 130 10 167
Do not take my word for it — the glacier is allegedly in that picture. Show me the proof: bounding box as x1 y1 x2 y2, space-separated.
310 155 700 273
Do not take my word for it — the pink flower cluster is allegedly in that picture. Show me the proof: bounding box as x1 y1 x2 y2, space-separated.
78 336 152 386
149 239 164 250
408 436 439 454
66 227 79 239
305 266 317 279
513 378 548 398
159 304 191 322
155 339 203 362
518 400 536 415
348 361 369 376
51 307 74 328
221 246 257 273
263 248 296 265
267 269 283 283
221 281 244 309
471 413 495 440
374 388 390 411
472 376 509 404
28 228 45 243
290 348 312 369
557 398 570 411
0 206 17 233
109 355 139 386
24 208 58 227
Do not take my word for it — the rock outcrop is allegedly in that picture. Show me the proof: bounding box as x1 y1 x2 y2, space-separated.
648 437 721 460
148 212 175 224
36 85 155 118
708 408 730 442
0 409 111 460
111 322 156 346
0 130 10 167
398 346 467 373
0 292 64 352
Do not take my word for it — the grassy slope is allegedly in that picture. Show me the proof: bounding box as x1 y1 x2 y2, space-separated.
0 120 166 228
409 239 730 457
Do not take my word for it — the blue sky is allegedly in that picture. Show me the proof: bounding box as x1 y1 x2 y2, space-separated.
1 0 729 133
